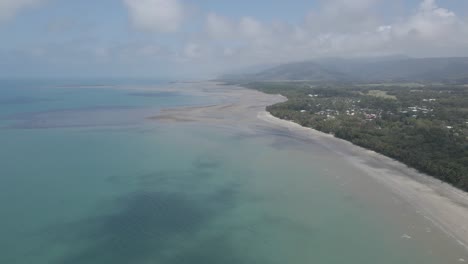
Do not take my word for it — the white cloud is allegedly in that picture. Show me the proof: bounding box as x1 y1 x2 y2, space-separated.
205 14 269 43
3 0 467 78
394 0 457 39
238 17 264 38
184 42 201 58
123 0 184 33
190 0 468 75
223 47 234 56
420 0 437 11
306 0 380 33
205 13 233 39
0 0 45 22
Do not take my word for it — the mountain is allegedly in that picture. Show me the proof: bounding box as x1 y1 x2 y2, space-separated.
249 61 352 82
231 57 468 83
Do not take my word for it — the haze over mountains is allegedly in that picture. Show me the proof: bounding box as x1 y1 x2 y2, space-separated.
225 57 468 84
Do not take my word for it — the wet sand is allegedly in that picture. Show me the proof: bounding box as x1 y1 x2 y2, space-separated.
148 81 468 253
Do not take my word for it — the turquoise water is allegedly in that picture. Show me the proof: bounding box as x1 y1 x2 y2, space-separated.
0 80 467 263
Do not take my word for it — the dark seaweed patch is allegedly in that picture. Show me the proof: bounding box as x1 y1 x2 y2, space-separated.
128 92 180 97
0 96 55 105
193 156 223 170
165 235 251 264
56 191 217 264
51 179 241 264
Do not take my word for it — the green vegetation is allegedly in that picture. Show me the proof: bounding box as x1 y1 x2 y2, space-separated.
366 90 397 100
246 82 468 191
361 83 426 88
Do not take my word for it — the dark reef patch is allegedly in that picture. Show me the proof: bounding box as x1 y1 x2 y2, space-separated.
0 96 55 105
164 235 252 264
51 179 241 264
193 155 223 170
128 92 180 97
0 106 145 129
55 191 218 264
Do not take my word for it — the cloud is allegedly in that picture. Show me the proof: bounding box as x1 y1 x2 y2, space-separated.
238 17 264 38
183 42 202 58
306 0 380 33
205 14 269 43
208 1 466 60
373 0 466 56
168 0 468 77
123 0 184 33
2 0 468 78
0 0 45 22
205 13 234 39
395 0 457 38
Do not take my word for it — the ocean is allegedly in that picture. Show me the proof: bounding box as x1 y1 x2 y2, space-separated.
0 80 466 264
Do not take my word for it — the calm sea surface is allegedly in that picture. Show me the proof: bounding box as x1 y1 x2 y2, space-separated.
0 80 467 263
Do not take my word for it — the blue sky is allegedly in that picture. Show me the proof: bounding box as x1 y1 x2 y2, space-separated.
1 0 468 78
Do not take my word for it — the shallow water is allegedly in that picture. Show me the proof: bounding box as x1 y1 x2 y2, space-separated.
0 80 467 263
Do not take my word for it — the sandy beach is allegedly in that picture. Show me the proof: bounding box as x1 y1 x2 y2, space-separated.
258 111 468 251
149 81 468 253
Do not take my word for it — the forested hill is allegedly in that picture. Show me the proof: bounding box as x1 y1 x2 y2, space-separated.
227 57 468 84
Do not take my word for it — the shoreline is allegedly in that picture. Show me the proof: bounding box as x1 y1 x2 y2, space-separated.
258 110 468 251
149 81 468 252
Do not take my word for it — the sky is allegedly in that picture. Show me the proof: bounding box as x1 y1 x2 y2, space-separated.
0 0 468 79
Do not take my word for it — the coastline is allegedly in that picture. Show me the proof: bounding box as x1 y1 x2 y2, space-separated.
149 81 468 252
258 110 468 251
